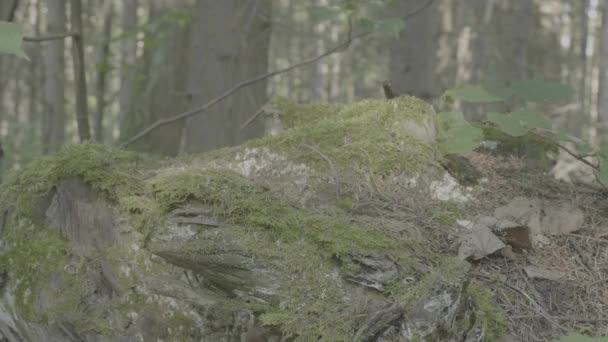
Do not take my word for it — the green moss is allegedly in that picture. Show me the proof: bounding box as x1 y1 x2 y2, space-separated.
148 168 395 256
0 143 152 332
0 219 70 321
468 285 507 341
430 201 465 226
252 97 439 174
0 142 148 217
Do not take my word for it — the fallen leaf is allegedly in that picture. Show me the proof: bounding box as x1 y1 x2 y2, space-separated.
541 202 584 235
458 218 506 260
523 265 565 281
494 223 532 250
493 197 583 242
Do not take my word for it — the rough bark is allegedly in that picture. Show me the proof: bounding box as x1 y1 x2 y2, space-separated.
389 0 441 102
598 0 608 133
43 0 67 154
94 2 113 142
118 0 138 143
183 0 271 153
69 0 91 142
119 0 188 156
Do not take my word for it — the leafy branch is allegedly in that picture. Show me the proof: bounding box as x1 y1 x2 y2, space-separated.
440 80 608 189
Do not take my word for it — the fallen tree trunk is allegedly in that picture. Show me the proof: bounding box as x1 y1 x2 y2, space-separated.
0 97 505 341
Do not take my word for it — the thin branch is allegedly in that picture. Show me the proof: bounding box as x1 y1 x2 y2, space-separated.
120 31 369 148
23 32 78 42
239 98 272 131
120 0 434 148
404 0 435 19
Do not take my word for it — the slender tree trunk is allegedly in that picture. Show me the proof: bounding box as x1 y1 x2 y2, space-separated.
598 0 608 133
578 0 590 118
118 0 138 142
70 0 91 142
94 2 113 142
0 0 18 21
183 0 271 153
310 0 327 102
43 0 66 154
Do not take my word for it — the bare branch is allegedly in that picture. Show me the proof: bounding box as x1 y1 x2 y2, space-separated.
120 0 435 148
120 31 369 148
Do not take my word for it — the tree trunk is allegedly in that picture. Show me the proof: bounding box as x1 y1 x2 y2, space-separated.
94 2 113 142
183 0 271 153
43 0 66 154
70 0 91 142
598 0 608 134
389 0 440 102
118 0 138 143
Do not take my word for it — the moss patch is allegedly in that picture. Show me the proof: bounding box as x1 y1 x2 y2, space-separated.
251 97 439 175
0 142 149 218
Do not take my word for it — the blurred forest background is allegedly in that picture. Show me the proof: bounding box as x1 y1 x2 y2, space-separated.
0 0 605 172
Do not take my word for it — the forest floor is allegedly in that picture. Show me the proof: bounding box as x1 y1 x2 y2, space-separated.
451 151 608 341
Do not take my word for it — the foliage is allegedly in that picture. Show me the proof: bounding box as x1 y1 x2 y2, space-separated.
0 21 26 58
441 79 608 187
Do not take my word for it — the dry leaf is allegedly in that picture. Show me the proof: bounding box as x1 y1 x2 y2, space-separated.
458 219 506 260
523 265 565 281
493 197 583 242
541 202 584 235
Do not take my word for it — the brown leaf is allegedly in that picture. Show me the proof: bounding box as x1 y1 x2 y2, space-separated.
458 218 506 260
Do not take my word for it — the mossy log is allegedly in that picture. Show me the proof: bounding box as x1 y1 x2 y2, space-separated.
0 97 506 341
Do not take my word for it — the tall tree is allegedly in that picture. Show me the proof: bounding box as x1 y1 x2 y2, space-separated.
389 1 440 101
183 0 271 153
94 2 113 142
70 0 91 142
119 0 190 155
118 0 138 142
43 0 67 153
598 0 608 134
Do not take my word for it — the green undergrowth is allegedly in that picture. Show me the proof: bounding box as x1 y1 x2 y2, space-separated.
251 96 440 175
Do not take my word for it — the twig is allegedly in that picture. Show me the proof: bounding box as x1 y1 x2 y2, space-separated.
239 98 272 131
120 31 369 148
23 32 78 42
475 273 566 332
563 233 608 244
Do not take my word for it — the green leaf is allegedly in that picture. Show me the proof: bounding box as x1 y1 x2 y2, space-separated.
309 6 341 22
510 110 551 130
443 125 484 154
355 18 375 31
437 112 483 154
373 18 404 36
444 84 509 103
0 21 26 58
487 111 550 137
487 112 527 137
511 79 574 102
